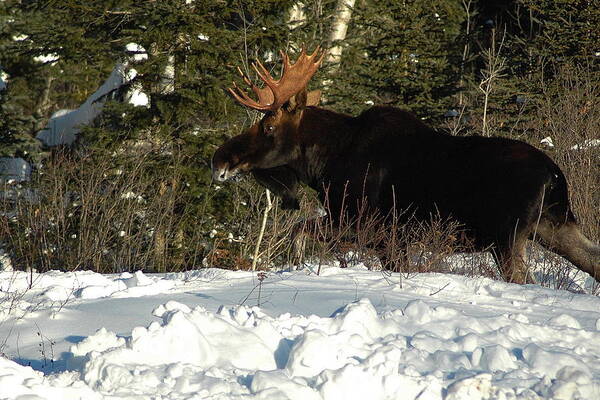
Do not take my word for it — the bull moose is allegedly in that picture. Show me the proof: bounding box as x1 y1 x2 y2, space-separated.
212 46 600 284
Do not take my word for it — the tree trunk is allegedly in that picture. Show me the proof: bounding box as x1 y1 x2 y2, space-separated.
161 54 175 94
321 0 355 98
34 75 55 132
326 0 355 68
287 2 306 30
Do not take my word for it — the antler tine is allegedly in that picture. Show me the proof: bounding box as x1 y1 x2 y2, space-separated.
313 45 325 64
252 60 279 87
279 50 291 73
237 67 260 96
236 66 251 86
300 43 307 57
316 47 325 65
228 45 323 113
303 44 324 65
228 83 257 107
228 82 272 111
231 66 275 110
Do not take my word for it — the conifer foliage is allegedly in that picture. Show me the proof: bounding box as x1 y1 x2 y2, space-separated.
0 0 598 272
326 0 465 120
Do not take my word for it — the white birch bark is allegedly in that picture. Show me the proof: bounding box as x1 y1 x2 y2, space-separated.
326 0 355 67
160 54 175 94
287 3 306 30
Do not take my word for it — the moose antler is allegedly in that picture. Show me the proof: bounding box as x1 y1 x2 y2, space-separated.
228 45 324 112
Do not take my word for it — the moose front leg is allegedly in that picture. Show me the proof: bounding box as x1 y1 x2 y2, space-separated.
252 166 301 210
490 233 536 284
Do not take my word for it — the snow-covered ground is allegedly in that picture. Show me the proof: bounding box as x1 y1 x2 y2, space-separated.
35 60 148 147
0 158 31 184
1 265 599 399
35 43 149 148
1 44 148 183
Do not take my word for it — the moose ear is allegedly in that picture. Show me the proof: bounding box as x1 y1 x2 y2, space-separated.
286 89 307 113
286 89 321 113
306 90 321 107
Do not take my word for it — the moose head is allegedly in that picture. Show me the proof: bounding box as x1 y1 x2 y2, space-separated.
211 46 324 182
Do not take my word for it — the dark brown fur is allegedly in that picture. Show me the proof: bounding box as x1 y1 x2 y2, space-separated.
212 98 600 283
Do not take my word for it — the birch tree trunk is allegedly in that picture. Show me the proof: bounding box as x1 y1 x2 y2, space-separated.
321 0 355 97
287 3 306 30
160 54 175 94
326 0 355 68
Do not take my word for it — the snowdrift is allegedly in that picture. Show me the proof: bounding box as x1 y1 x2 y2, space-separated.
1 267 599 399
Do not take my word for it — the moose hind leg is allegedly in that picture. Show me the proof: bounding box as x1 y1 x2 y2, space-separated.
535 220 600 281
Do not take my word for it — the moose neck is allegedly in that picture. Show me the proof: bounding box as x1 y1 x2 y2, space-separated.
287 106 356 189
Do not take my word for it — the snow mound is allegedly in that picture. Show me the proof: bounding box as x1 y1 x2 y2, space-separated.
1 268 600 399
0 270 179 322
64 297 600 399
0 357 99 400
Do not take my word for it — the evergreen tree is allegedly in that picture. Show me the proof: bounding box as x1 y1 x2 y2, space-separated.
0 1 45 159
325 0 465 122
2 0 305 271
2 0 596 272
460 0 600 138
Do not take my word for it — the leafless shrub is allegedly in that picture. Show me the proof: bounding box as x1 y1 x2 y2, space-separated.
533 65 599 238
249 187 487 278
401 216 479 275
203 178 308 271
526 243 585 293
1 149 204 273
531 64 600 293
478 28 508 137
203 245 253 271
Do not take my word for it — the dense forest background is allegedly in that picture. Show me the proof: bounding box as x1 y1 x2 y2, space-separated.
0 0 598 275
